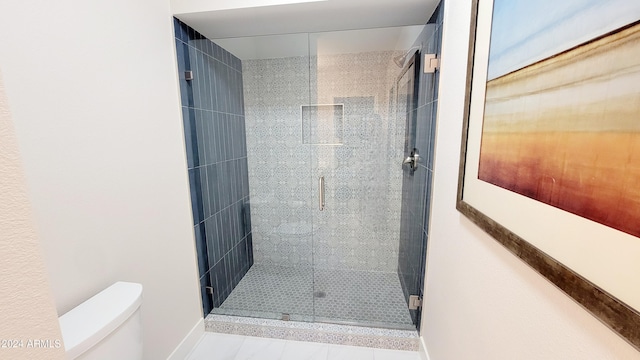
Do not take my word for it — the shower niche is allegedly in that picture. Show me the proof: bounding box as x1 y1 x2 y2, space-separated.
174 16 442 331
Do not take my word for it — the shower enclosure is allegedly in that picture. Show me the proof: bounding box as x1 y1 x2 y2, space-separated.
174 10 442 331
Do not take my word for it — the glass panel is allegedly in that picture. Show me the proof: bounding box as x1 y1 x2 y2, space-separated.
308 27 422 329
173 19 257 316
397 54 423 327
210 33 316 322
205 24 432 330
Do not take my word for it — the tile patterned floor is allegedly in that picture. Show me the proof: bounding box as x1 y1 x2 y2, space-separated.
212 264 413 329
186 333 422 360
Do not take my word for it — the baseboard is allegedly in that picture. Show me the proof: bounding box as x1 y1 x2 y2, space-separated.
167 318 205 360
419 335 431 360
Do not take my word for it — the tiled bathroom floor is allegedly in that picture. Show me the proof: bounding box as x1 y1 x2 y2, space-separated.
212 264 413 329
186 332 421 360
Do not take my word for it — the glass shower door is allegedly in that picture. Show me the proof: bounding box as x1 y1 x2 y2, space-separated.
307 28 419 329
210 33 317 322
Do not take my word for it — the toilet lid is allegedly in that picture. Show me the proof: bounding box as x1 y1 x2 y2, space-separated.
58 282 143 358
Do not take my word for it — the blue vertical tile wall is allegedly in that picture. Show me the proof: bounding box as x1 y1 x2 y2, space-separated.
397 2 443 330
174 17 252 315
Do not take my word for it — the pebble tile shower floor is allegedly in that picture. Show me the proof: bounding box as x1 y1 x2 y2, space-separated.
212 264 414 329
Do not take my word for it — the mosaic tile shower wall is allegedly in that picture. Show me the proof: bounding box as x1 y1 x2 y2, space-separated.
311 52 406 272
242 56 314 268
174 18 253 315
243 51 406 272
397 3 444 328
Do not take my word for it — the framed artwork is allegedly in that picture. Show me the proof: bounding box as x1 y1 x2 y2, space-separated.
457 0 640 350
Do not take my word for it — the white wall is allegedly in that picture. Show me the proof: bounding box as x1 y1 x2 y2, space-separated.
420 1 639 359
0 71 65 360
0 1 203 359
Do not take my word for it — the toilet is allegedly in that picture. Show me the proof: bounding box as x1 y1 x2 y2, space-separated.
58 282 143 359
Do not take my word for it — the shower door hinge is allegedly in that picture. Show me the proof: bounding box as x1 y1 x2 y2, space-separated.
408 295 422 310
423 54 439 73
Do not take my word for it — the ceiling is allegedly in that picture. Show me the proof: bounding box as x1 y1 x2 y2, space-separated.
172 0 440 39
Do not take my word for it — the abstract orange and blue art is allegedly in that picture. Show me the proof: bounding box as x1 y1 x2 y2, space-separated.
478 0 640 237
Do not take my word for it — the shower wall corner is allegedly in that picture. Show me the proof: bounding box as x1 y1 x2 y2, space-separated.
173 17 253 316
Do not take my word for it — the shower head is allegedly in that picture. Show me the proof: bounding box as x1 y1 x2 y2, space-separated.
393 46 422 68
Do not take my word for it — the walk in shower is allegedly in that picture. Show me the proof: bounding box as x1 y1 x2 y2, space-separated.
174 6 442 331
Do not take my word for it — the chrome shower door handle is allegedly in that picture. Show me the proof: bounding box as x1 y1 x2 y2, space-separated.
319 176 325 211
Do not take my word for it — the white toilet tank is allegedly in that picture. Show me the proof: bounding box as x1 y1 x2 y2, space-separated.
58 282 143 360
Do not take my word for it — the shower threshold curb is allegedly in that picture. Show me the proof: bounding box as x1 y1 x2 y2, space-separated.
204 314 419 351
